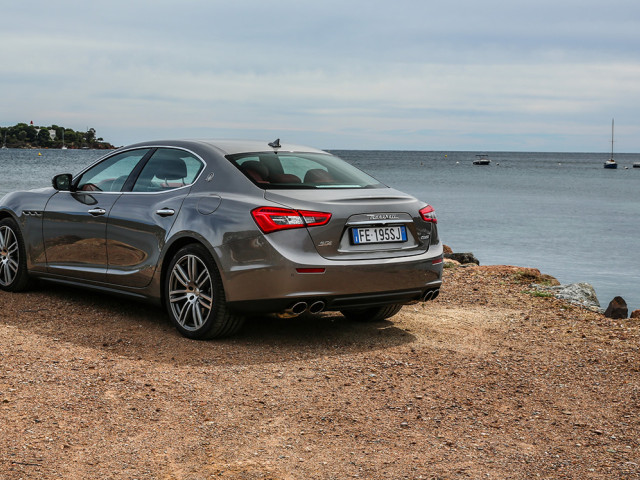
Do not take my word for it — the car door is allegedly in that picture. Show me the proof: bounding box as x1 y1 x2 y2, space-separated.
42 148 151 282
105 148 205 287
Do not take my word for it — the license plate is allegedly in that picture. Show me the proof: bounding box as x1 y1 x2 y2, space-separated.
351 225 407 245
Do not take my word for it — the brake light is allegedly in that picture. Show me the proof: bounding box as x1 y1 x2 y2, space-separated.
419 205 437 223
251 207 331 233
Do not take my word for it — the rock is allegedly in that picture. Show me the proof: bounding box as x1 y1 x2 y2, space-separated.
629 309 640 319
539 274 561 286
443 258 461 268
444 252 479 265
443 244 453 254
542 283 601 311
604 297 628 319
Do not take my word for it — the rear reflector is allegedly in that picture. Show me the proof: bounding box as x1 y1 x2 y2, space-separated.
296 268 326 274
432 257 443 265
419 205 437 223
251 207 331 233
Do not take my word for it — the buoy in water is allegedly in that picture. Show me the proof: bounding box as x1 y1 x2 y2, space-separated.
38 152 42 156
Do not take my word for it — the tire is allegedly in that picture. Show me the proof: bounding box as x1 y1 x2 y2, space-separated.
164 244 244 339
340 304 404 322
0 218 30 292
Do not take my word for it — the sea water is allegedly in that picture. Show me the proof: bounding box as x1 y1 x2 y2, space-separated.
1 148 639 312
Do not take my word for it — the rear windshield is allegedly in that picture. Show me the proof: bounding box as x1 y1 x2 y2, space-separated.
227 152 385 189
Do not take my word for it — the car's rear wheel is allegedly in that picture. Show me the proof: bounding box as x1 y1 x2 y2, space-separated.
340 304 403 322
0 218 30 292
164 244 244 339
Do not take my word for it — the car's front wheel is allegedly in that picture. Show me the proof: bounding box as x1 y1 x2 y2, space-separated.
164 244 244 339
340 304 403 322
0 218 30 292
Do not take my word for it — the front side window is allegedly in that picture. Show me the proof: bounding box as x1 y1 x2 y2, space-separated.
76 149 150 192
132 148 204 192
228 152 385 189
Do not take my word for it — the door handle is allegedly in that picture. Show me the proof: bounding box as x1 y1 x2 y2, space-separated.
156 208 175 217
88 208 107 216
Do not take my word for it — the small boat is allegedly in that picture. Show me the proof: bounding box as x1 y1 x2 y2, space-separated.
61 130 67 150
603 119 617 169
1 131 7 149
473 154 491 165
633 162 640 168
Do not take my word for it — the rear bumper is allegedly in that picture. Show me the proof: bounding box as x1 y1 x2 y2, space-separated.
218 237 443 314
227 281 442 315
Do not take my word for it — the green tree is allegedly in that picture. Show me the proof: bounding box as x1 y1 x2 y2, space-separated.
37 128 53 147
86 127 96 146
25 125 37 142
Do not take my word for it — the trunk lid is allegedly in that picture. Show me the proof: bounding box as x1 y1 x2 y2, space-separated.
264 188 434 260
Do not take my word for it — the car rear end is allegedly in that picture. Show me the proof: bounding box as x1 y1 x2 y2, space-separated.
217 146 443 315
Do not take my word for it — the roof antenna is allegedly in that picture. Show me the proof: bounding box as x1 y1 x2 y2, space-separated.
268 138 281 149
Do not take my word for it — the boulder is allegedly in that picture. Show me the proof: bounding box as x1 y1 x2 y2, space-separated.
443 258 461 268
543 283 601 311
630 310 640 319
443 244 453 254
604 297 628 319
444 252 479 265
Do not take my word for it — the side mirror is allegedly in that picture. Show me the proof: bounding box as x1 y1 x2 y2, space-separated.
52 173 74 191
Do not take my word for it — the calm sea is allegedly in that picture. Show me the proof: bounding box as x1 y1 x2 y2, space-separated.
1 148 639 312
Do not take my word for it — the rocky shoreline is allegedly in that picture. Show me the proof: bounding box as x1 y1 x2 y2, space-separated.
444 246 639 319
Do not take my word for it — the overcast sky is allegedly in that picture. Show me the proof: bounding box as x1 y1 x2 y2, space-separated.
2 1 639 151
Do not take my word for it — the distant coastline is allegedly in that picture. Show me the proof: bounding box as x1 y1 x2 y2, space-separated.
0 122 115 150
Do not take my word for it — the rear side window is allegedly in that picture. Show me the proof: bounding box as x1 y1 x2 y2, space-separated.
227 152 384 189
132 148 204 192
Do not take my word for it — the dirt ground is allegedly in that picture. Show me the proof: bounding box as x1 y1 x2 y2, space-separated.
1 264 638 479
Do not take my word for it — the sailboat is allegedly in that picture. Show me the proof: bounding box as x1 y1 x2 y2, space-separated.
1 130 7 149
603 119 617 169
61 130 68 150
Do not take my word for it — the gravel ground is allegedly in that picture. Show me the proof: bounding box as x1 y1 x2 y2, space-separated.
1 264 639 479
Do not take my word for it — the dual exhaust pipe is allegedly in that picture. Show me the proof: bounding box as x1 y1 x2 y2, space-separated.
422 288 440 302
279 300 326 318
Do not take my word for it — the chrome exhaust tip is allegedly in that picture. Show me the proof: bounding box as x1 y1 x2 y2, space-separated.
277 301 308 318
308 300 326 314
290 301 308 315
422 288 440 302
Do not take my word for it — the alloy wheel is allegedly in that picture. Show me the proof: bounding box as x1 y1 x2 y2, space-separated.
0 226 19 287
168 253 214 331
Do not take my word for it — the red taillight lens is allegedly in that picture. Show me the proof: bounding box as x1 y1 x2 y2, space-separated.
251 207 331 234
419 205 437 223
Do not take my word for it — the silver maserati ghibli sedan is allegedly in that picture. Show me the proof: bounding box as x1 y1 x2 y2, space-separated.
0 139 443 339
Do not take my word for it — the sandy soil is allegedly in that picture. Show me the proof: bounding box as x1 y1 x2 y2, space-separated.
1 264 638 479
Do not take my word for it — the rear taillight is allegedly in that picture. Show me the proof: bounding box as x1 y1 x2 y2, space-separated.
419 205 437 223
251 207 331 234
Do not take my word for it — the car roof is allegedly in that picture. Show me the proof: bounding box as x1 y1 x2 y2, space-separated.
124 139 328 156
199 139 328 156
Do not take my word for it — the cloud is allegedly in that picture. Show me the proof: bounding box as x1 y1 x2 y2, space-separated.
2 1 640 150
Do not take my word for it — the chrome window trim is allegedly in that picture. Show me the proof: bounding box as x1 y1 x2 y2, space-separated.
72 146 208 195
120 183 196 195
